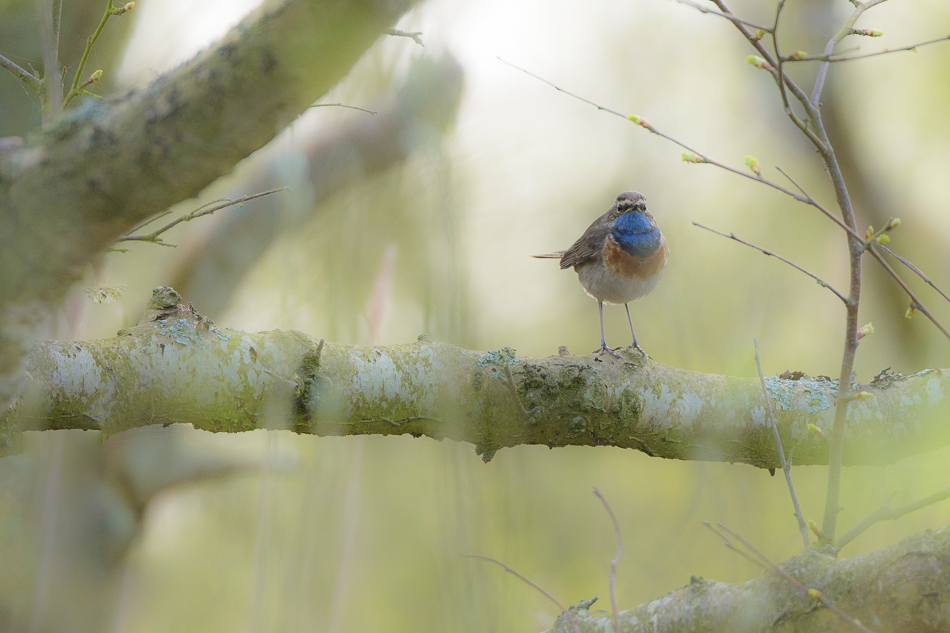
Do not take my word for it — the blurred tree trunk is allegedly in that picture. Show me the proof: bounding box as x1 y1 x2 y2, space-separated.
0 0 419 406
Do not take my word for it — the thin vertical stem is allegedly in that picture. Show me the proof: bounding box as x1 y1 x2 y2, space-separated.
37 0 62 123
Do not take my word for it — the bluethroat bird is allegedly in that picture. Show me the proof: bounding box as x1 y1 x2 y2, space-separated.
533 191 668 358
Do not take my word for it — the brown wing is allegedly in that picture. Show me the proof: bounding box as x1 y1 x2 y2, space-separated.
558 212 613 269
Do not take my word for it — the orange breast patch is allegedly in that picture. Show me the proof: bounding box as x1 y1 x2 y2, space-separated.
604 237 668 280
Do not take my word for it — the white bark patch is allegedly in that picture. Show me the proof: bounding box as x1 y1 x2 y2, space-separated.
642 383 675 427
50 346 103 399
352 353 407 402
676 391 703 424
926 378 944 406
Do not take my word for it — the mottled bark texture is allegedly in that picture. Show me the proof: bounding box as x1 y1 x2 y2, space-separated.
547 524 950 633
0 0 419 405
3 287 949 468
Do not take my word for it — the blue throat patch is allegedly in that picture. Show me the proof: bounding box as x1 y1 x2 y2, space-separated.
612 212 660 258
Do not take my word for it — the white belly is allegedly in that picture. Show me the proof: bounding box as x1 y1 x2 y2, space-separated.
575 259 663 304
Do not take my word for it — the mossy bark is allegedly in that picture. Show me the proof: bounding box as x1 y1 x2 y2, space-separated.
4 287 950 468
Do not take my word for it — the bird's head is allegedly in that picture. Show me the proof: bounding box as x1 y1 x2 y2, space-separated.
610 191 657 235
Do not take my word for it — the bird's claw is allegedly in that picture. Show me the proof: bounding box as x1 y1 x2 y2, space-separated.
593 345 622 359
628 343 651 359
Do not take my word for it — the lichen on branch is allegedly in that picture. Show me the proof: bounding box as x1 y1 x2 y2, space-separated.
3 287 949 468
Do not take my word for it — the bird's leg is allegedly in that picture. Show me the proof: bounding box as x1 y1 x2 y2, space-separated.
625 304 648 357
593 301 621 358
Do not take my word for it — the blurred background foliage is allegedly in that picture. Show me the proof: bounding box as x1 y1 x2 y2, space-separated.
2 0 950 631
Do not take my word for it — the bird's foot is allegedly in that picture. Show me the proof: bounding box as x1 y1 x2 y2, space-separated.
628 342 652 360
593 344 622 359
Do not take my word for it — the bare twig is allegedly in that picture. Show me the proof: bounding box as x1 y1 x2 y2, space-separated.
705 522 876 633
774 167 950 338
593 488 624 633
771 0 793 119
117 188 286 246
788 34 950 63
672 0 772 31
63 0 135 110
306 103 377 115
754 339 810 550
867 246 950 340
879 245 950 305
460 555 581 633
694 223 847 303
498 58 821 205
774 168 863 241
708 0 825 150
386 29 424 47
0 53 43 94
837 487 950 550
810 0 893 106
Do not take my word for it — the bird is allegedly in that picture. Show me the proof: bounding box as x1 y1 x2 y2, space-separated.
533 191 668 358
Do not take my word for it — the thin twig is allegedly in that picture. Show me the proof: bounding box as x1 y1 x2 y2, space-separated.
810 0 893 106
837 487 950 550
773 168 950 339
460 555 581 633
788 34 950 63
498 58 819 204
694 223 847 303
708 0 825 150
307 103 377 115
0 53 43 94
386 29 424 47
868 246 950 340
593 488 623 633
771 0 792 119
63 0 134 109
117 188 286 246
498 58 627 117
878 245 950 305
705 523 877 633
671 0 772 31
754 339 810 550
774 167 863 241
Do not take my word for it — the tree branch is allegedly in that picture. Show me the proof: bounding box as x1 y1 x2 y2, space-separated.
0 0 422 406
5 287 950 469
544 525 950 633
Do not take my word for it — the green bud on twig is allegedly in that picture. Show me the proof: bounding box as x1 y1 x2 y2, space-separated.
111 2 135 15
876 234 890 245
887 218 901 230
852 391 874 401
788 50 808 61
627 114 652 130
850 28 883 37
857 322 874 340
681 152 704 164
751 29 766 42
807 424 825 438
744 155 761 177
83 69 102 88
746 55 772 71
905 305 918 319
